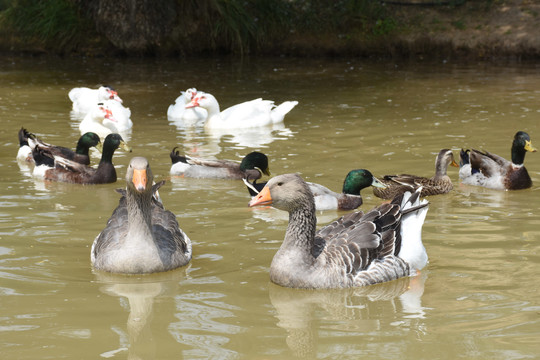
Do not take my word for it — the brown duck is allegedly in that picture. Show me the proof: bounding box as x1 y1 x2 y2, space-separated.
373 149 458 199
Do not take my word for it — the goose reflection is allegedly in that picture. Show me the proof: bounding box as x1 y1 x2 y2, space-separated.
268 272 428 358
95 269 189 359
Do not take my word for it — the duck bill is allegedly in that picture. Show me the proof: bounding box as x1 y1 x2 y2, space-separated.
120 140 132 152
256 166 271 176
450 159 459 167
524 140 537 152
371 176 387 189
249 186 273 207
94 141 103 153
132 168 147 192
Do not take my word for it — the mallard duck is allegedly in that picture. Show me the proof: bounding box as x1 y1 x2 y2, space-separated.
169 147 270 180
18 128 102 166
91 157 192 274
459 131 536 190
373 149 458 199
32 133 131 184
248 173 429 289
244 169 386 211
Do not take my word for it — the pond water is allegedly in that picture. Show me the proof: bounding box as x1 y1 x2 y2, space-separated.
1 55 540 359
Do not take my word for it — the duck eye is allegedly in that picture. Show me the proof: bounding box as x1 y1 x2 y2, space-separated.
277 182 283 186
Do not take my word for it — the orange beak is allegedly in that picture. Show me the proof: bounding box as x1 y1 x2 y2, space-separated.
249 186 273 207
132 168 147 192
451 159 459 167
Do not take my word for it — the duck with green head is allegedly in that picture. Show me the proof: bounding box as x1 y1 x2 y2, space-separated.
459 131 536 190
32 133 131 184
169 147 270 180
17 128 102 166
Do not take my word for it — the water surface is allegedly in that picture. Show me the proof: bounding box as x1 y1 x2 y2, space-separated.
1 56 540 359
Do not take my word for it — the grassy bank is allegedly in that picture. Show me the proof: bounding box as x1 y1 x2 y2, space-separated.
0 0 538 60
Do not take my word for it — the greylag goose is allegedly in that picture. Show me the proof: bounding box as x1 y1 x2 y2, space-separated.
373 149 459 199
249 173 429 289
459 131 536 190
91 157 192 274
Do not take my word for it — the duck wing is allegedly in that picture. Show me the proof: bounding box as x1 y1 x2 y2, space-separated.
469 149 511 177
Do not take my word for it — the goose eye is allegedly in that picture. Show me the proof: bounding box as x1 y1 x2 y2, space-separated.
277 182 283 186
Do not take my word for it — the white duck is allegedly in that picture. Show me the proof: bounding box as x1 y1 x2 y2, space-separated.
79 103 122 139
186 92 298 129
69 86 122 115
167 88 207 124
102 100 133 132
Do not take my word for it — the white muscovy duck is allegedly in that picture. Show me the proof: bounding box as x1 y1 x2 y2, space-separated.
186 92 298 129
102 100 133 132
167 88 207 124
79 103 130 140
69 86 121 114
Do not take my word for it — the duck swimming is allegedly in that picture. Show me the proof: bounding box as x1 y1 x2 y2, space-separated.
249 173 429 289
33 133 130 184
373 149 459 199
18 128 102 166
170 147 270 180
91 157 192 274
459 131 536 190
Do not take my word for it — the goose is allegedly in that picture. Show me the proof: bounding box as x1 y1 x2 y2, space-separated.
91 156 192 274
373 149 459 199
167 88 207 124
17 128 102 166
248 173 429 289
245 169 386 211
459 131 536 190
186 92 298 129
32 133 131 184
69 86 123 115
170 147 270 180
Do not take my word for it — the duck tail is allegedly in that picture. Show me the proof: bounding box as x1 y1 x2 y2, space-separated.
32 146 55 167
18 127 36 147
270 101 298 123
170 147 188 165
459 149 470 167
396 188 429 272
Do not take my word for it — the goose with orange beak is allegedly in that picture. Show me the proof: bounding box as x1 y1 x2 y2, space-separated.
249 173 429 289
91 157 192 274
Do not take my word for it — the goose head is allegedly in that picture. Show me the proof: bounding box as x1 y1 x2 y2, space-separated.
249 173 314 213
127 157 153 194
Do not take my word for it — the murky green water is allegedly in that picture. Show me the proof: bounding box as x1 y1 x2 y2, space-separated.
1 56 540 359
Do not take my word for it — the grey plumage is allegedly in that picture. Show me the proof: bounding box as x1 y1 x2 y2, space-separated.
92 157 191 274
249 173 428 289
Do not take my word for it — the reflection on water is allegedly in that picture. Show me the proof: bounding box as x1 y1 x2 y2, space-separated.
1 57 540 359
95 269 189 359
269 273 427 358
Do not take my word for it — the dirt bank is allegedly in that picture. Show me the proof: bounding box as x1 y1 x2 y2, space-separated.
278 0 540 61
